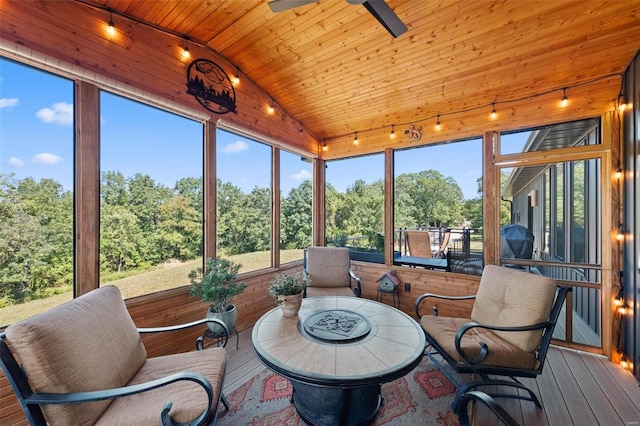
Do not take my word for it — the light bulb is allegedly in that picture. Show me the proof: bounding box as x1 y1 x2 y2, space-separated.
353 133 359 145
560 88 568 107
390 125 395 139
490 103 497 120
435 115 441 131
182 46 190 59
614 162 623 180
621 356 629 369
107 11 116 37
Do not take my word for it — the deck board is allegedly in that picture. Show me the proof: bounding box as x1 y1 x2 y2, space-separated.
223 328 640 425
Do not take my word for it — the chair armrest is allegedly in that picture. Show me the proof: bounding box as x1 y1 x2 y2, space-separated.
137 318 227 334
138 318 229 350
457 390 519 426
454 321 552 364
349 268 362 297
27 372 213 426
414 293 476 318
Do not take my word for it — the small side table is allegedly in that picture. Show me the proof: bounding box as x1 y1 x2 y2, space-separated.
376 287 400 309
198 327 239 350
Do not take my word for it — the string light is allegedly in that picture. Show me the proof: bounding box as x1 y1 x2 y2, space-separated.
614 160 623 180
618 303 628 315
618 75 627 112
182 37 191 59
322 139 328 151
614 287 624 307
618 95 627 112
91 4 623 148
267 99 275 115
620 356 629 369
232 68 240 86
390 125 395 139
616 223 624 241
107 9 116 37
490 103 497 120
353 132 359 145
560 88 568 107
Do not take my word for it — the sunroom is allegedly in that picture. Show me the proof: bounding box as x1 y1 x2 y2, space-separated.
1 1 639 424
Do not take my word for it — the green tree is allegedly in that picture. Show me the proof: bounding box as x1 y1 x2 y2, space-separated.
175 176 203 215
0 174 72 301
230 187 271 254
101 170 128 206
127 173 172 234
100 204 146 272
156 195 202 260
397 170 464 228
281 180 312 249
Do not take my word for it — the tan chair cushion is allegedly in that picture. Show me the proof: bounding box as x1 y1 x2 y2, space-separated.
306 286 356 298
95 348 227 425
6 286 147 426
306 246 351 288
471 265 557 352
420 316 539 370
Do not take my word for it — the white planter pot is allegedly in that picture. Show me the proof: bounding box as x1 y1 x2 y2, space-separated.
278 292 303 317
207 304 237 335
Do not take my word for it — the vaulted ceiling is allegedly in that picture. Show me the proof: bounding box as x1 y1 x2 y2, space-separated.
81 0 640 146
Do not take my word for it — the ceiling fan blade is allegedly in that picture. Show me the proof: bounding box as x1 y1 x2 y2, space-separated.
362 0 407 38
268 0 319 13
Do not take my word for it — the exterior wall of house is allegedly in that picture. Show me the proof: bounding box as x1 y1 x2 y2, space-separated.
506 125 604 347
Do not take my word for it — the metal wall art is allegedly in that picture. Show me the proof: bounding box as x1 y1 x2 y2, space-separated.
186 59 236 114
404 124 422 143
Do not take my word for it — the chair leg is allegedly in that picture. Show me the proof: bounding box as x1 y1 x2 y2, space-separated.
457 391 520 426
452 378 542 411
221 392 230 411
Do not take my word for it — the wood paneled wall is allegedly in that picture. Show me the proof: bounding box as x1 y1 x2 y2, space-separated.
353 262 479 319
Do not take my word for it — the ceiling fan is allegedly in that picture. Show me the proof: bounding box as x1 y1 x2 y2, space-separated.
268 0 408 38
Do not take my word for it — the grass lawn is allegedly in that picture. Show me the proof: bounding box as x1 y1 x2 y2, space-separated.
0 250 304 327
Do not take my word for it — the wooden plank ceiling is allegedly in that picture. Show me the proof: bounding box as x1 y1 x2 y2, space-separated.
83 0 639 153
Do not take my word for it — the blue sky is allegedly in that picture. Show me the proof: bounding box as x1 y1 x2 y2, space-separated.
1 57 527 199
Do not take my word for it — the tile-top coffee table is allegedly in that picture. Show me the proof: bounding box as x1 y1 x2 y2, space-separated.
252 296 425 426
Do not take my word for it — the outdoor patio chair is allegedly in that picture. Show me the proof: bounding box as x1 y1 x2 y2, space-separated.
434 228 452 258
303 246 362 297
0 285 230 426
414 265 569 412
405 230 433 257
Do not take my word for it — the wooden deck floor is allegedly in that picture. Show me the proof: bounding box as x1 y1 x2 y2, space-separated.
222 328 640 425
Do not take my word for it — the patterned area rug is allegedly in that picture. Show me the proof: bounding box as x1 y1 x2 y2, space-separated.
217 358 460 425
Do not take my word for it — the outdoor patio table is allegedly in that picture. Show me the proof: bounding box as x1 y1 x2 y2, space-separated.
252 296 425 426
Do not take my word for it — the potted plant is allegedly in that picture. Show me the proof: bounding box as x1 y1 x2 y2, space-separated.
189 257 247 334
268 271 308 317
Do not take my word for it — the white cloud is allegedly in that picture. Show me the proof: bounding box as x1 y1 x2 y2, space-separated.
32 153 62 164
222 140 248 154
292 169 312 181
36 102 73 125
0 98 19 108
8 157 24 166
